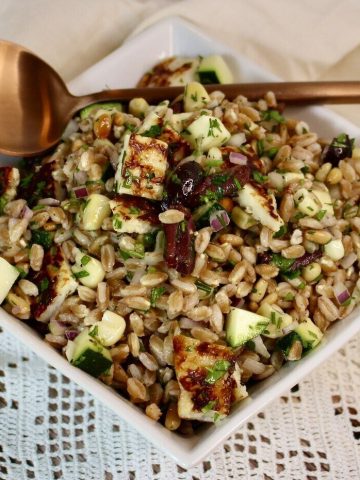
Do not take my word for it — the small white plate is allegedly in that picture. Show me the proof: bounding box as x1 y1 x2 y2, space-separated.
1 16 360 469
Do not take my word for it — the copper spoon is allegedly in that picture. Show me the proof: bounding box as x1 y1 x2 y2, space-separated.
1 39 360 157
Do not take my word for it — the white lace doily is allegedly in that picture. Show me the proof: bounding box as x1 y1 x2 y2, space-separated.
0 326 359 479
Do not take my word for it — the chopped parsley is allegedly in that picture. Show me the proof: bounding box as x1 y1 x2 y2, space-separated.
234 177 242 191
205 360 231 384
168 172 181 185
113 216 123 230
211 174 229 186
142 124 162 138
20 173 34 188
150 286 166 307
190 92 198 102
261 109 285 124
252 170 268 184
207 118 222 137
39 278 49 293
34 181 46 197
81 255 91 266
315 209 327 221
201 400 217 413
124 123 137 132
15 266 27 279
89 325 99 338
0 196 7 215
282 269 301 280
270 254 295 272
31 229 54 250
284 292 295 301
195 280 213 295
129 207 141 215
74 270 90 279
273 225 288 238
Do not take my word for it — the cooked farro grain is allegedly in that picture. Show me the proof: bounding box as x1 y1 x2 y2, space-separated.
1 80 359 431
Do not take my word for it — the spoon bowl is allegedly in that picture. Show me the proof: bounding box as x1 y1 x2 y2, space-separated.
1 39 360 157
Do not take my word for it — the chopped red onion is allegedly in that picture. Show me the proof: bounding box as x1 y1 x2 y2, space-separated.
341 252 357 269
229 151 248 166
65 330 79 341
209 209 230 232
21 205 33 220
73 186 88 198
333 282 351 305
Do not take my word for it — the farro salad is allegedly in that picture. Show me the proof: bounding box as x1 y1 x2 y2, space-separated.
0 80 360 431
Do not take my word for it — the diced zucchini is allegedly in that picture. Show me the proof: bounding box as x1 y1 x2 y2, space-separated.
295 318 323 349
256 303 293 338
197 55 233 84
69 328 113 377
231 206 257 229
192 202 223 229
277 331 303 360
80 102 122 120
183 82 210 112
89 310 126 347
82 193 111 230
294 188 321 217
312 185 334 216
72 250 105 288
324 238 344 261
182 115 230 152
0 257 19 304
226 307 270 347
238 184 284 232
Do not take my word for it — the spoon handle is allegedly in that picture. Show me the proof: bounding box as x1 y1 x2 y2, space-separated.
74 81 360 110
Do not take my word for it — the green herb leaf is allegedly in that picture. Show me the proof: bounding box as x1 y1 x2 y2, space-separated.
201 400 217 413
150 286 166 307
39 278 49 293
0 196 8 215
207 118 222 137
284 292 295 301
74 270 90 279
282 269 301 280
31 229 54 250
81 255 91 266
20 173 34 188
15 266 27 279
205 360 231 384
129 207 141 215
142 125 162 138
270 254 295 272
273 224 288 238
195 280 213 295
261 109 285 124
315 209 327 221
252 170 268 184
89 325 99 338
113 216 123 230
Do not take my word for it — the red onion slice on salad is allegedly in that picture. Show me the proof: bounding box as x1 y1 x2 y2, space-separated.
229 151 248 166
333 282 351 305
209 209 230 232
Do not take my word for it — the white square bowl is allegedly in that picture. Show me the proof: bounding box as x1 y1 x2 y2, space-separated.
1 16 359 469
